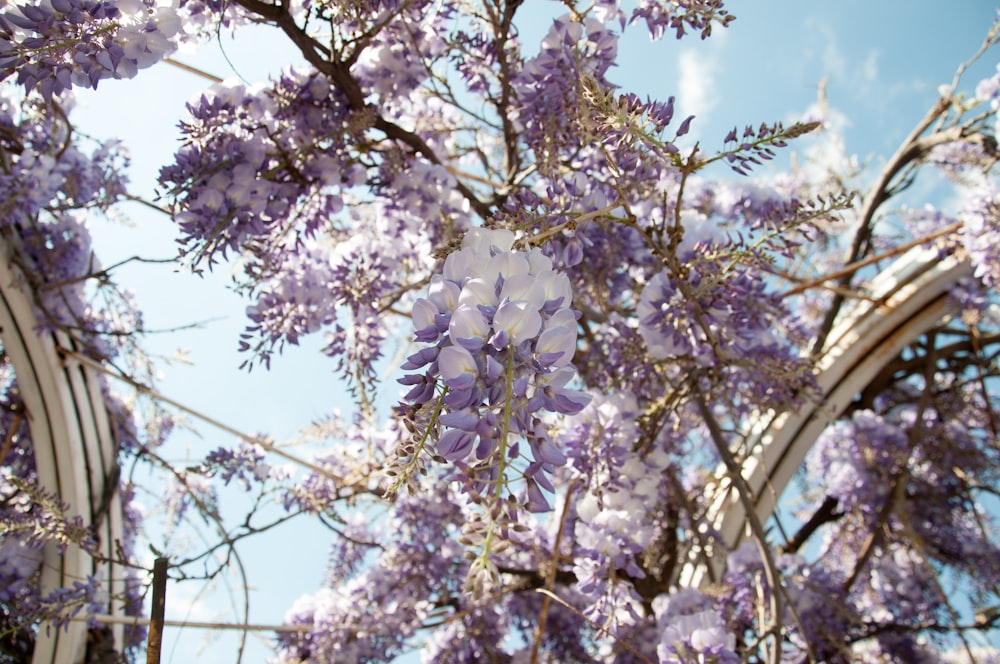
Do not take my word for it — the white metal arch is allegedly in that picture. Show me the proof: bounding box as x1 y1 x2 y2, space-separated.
0 236 126 663
683 245 972 586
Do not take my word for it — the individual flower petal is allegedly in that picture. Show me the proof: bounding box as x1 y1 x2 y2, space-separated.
486 251 530 282
448 303 490 350
524 477 551 513
536 365 575 389
499 273 545 310
548 387 591 414
438 428 475 461
412 298 439 341
400 346 438 370
535 270 572 309
427 275 461 312
535 325 577 367
486 355 505 382
527 248 553 274
463 227 515 254
438 409 479 431
438 345 478 390
442 247 478 282
457 277 498 308
544 307 578 331
529 434 566 467
492 300 542 346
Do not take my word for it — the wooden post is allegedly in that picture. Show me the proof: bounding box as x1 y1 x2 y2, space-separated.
146 557 168 664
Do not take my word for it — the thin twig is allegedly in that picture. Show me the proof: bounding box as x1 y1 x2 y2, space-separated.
533 589 655 663
694 393 802 664
164 57 225 83
77 614 313 633
784 221 962 296
530 480 578 664
0 410 23 463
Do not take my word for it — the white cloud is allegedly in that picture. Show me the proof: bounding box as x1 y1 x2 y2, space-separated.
802 18 846 81
862 50 880 85
804 16 882 101
821 33 847 81
677 48 720 139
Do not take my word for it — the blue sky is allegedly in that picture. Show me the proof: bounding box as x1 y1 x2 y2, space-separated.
67 2 999 661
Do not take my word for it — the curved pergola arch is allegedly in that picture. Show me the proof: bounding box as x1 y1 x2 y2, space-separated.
0 237 127 663
682 245 973 586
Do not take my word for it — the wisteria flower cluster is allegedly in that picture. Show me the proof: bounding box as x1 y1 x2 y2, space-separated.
636 254 810 406
397 228 589 514
961 182 1000 288
159 70 362 267
0 84 137 350
653 588 738 664
0 413 113 651
719 543 855 661
0 0 179 99
561 393 669 598
630 0 735 40
975 61 1000 137
807 409 909 518
513 15 619 168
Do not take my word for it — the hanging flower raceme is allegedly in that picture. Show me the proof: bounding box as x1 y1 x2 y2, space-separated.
653 588 739 664
395 228 590 513
0 0 180 100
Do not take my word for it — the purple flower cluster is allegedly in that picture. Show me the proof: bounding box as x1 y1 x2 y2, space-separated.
175 0 248 36
273 489 464 663
1 461 46 651
653 588 738 664
449 25 502 97
865 543 936 625
163 473 217 535
199 441 281 490
418 601 510 663
240 245 339 368
503 588 601 662
0 0 179 99
961 183 1000 288
1 477 97 555
159 70 361 267
378 158 470 231
800 390 1000 658
0 533 43 605
0 86 134 344
719 542 857 660
637 261 787 365
561 393 670 598
240 201 437 378
512 15 618 167
0 89 128 224
630 0 735 40
718 121 804 175
975 62 1000 137
351 0 451 109
398 227 589 512
808 410 908 517
0 408 110 638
